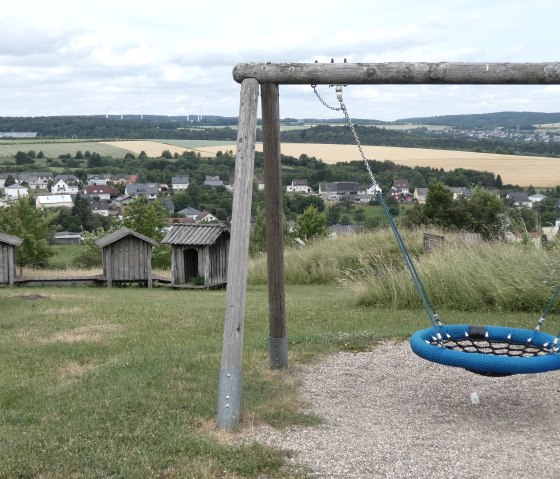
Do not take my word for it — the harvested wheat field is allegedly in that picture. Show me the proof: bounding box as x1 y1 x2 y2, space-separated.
104 140 560 187
204 143 560 187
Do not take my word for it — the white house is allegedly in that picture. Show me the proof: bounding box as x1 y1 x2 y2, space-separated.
413 188 429 204
197 211 219 223
171 175 190 191
286 179 313 194
36 195 74 209
5 184 28 199
366 184 382 195
51 179 79 195
529 193 547 206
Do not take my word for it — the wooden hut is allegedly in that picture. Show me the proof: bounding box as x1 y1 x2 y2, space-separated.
161 224 230 287
0 232 23 286
95 228 158 288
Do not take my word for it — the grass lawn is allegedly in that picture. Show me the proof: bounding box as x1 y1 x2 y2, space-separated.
0 284 550 478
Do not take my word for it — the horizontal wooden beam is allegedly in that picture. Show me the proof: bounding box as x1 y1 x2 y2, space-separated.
233 62 560 85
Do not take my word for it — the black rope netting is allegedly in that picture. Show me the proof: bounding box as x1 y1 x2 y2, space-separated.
430 338 553 358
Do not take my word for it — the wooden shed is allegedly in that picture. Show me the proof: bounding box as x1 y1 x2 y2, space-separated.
0 232 23 286
161 224 230 287
95 228 158 288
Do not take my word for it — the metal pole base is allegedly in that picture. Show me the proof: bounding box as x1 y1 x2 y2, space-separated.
268 335 288 369
217 368 242 429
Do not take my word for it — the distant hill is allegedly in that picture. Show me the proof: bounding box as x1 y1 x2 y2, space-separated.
397 111 560 129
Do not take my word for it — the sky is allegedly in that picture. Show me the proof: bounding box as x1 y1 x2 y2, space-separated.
1 0 559 121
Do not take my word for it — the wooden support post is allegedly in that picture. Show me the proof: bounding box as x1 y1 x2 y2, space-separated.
261 83 288 369
147 247 153 288
233 62 560 85
217 78 259 429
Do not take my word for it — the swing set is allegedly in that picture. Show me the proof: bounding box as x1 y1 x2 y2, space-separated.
217 61 560 428
313 82 560 378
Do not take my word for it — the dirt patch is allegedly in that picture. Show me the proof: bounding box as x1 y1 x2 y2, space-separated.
14 294 47 300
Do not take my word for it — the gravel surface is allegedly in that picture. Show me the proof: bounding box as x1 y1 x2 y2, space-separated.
247 341 560 478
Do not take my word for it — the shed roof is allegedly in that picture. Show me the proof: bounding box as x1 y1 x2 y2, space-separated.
95 227 159 248
0 232 23 246
161 224 229 246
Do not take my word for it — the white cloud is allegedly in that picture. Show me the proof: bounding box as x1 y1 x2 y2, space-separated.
1 0 559 117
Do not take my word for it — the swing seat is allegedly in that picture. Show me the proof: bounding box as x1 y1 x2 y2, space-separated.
410 324 560 376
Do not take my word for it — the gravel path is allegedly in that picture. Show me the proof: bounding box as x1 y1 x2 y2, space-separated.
247 341 560 478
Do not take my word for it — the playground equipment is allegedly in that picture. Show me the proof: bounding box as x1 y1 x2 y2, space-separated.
218 61 560 428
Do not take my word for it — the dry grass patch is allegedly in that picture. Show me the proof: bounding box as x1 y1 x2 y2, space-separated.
57 361 98 380
42 324 122 344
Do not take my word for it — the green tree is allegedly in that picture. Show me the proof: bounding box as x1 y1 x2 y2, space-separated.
0 196 56 268
15 151 34 165
326 204 342 225
72 226 119 268
249 206 267 255
123 197 170 268
295 205 327 241
4 175 16 187
339 196 354 213
123 197 167 240
423 182 454 225
354 208 366 223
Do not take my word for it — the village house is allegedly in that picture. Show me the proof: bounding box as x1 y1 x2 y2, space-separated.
286 179 313 194
51 176 80 194
125 183 159 199
178 207 203 220
89 200 118 217
36 194 74 209
413 187 429 204
83 184 119 201
52 231 83 245
319 182 362 200
203 176 224 187
5 184 29 199
529 193 547 206
171 175 190 191
19 172 52 190
506 191 532 208
196 211 219 223
447 187 471 199
387 179 413 201
391 179 410 195
86 174 112 186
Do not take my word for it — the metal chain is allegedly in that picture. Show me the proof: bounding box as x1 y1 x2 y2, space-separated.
332 85 380 191
311 84 342 111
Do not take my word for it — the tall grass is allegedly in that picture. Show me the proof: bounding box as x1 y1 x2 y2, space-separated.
249 228 438 285
249 227 559 313
346 240 560 313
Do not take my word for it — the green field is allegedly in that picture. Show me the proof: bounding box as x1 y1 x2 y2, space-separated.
3 227 560 477
0 140 132 160
0 139 239 161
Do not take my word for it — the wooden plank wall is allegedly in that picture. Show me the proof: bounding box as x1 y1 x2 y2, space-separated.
0 243 10 284
106 237 151 282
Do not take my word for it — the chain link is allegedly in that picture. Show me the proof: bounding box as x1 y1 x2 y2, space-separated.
311 84 380 190
311 84 342 111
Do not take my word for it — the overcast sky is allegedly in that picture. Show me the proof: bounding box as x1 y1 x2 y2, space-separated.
1 0 559 120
